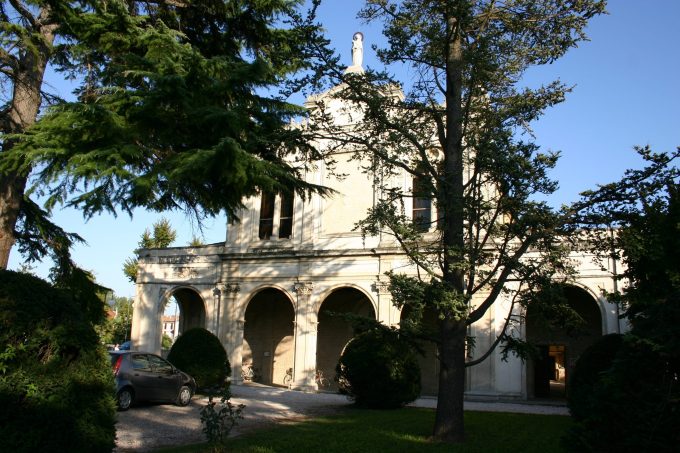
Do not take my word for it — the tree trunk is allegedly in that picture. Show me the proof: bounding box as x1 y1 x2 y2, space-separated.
0 6 56 268
432 8 466 442
0 173 28 269
433 318 468 442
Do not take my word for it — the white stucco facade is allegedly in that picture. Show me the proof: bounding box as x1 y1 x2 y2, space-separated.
132 67 625 400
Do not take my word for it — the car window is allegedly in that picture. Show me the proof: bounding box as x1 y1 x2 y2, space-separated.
131 354 152 371
147 354 173 374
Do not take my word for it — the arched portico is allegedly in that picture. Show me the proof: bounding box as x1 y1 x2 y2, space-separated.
400 305 440 395
525 284 603 399
316 286 376 390
242 288 295 386
169 287 207 337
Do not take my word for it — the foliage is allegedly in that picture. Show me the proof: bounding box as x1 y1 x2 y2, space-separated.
566 333 622 421
122 257 139 284
123 217 177 282
98 295 133 345
168 328 230 390
200 385 245 452
336 328 421 409
141 218 177 249
1 0 331 269
566 165 680 452
162 333 174 350
0 270 116 452
189 236 206 247
563 335 680 452
157 409 572 453
307 0 605 441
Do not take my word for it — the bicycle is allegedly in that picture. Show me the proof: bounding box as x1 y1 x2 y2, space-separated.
241 365 257 382
315 369 330 388
283 368 293 387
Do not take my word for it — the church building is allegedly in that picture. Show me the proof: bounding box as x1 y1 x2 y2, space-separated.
131 34 624 400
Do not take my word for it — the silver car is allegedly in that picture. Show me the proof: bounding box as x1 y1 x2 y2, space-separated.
110 351 196 410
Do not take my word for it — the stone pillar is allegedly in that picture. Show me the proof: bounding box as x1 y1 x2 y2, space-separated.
293 282 317 390
132 284 164 354
221 283 243 384
210 286 222 337
374 280 394 326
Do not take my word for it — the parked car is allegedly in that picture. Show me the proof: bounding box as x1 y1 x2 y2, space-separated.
109 351 196 410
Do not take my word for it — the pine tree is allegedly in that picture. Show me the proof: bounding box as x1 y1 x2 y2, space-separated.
308 0 606 442
0 1 66 268
1 0 329 268
123 217 176 282
569 147 679 450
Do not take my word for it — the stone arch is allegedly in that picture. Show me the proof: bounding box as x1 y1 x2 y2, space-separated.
242 287 295 387
235 283 295 322
400 305 439 396
316 286 376 390
525 284 603 399
314 283 376 315
160 286 206 341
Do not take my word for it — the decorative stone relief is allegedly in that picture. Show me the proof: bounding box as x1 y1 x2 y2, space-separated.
173 267 199 278
224 283 241 294
294 282 314 296
373 280 390 295
159 255 197 265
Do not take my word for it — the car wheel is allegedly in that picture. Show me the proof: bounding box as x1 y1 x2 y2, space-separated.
117 388 133 411
176 385 192 406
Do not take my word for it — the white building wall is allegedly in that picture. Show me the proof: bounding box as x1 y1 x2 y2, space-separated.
132 80 625 399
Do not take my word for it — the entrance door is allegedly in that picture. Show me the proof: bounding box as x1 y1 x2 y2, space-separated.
533 344 567 398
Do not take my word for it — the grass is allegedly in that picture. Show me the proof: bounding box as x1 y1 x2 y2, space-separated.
157 408 572 453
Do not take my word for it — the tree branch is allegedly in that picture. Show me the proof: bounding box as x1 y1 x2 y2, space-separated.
8 0 38 29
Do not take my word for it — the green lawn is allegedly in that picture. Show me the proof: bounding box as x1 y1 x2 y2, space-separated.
159 408 572 452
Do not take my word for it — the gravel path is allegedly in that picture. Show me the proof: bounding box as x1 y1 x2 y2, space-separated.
114 384 568 452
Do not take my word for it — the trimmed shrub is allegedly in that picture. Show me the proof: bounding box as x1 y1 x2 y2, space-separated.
0 270 116 453
567 333 623 421
336 328 421 409
564 335 680 452
168 328 230 390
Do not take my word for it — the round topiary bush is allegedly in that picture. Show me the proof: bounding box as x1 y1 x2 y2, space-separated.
168 327 230 390
0 270 116 453
336 328 421 409
564 334 680 452
567 333 623 421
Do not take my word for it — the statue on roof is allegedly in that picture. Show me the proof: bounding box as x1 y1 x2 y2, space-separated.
351 32 364 68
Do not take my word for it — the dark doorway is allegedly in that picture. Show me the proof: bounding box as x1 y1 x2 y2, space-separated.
526 286 601 400
533 345 566 398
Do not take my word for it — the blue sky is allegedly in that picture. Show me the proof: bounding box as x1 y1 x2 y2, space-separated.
8 1 680 299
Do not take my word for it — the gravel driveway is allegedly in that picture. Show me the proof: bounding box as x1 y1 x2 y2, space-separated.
115 384 568 452
114 384 352 452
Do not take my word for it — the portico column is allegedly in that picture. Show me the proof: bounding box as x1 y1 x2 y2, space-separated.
221 282 243 384
374 280 394 326
132 284 165 354
293 282 317 390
